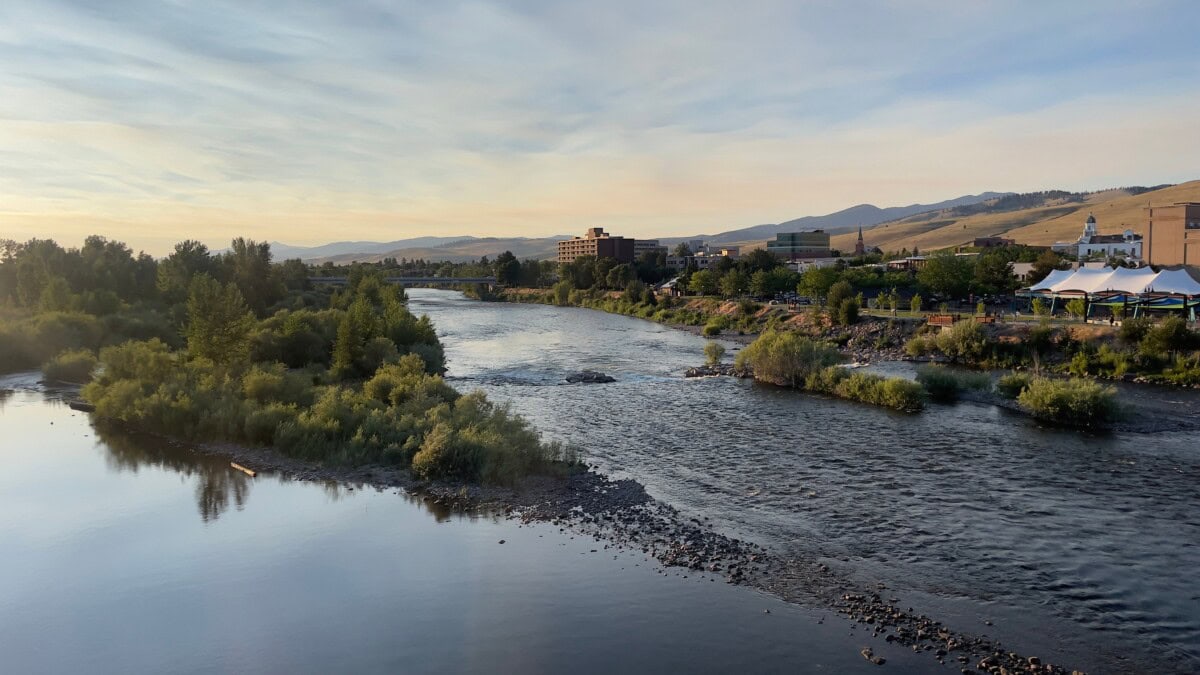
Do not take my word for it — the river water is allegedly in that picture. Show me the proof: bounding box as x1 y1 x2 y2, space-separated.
405 289 1200 674
0 380 932 672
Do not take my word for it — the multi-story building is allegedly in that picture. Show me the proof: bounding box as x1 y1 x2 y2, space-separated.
1051 213 1142 260
557 227 636 264
664 246 740 271
633 239 668 260
1145 202 1200 267
766 231 831 260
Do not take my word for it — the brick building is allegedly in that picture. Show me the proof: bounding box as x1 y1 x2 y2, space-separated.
557 227 636 264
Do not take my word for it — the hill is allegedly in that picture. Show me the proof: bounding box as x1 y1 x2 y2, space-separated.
659 192 1008 247
269 236 475 261
315 236 566 264
831 182 1197 254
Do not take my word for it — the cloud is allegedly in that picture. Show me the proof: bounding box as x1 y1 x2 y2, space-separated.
0 0 1197 254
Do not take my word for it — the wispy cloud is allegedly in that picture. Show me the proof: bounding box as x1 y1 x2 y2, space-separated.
0 0 1197 254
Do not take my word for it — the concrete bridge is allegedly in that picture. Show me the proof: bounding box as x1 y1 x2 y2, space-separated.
308 276 496 286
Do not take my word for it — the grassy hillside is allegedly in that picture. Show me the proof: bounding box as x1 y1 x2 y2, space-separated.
831 181 1200 254
317 237 563 264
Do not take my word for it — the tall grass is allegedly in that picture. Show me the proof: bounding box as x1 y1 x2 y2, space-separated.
915 365 990 402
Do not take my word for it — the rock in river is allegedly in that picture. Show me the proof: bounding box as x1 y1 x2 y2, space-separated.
565 371 616 384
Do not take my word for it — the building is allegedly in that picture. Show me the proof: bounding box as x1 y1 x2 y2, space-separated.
1145 202 1200 267
766 230 831 260
557 227 636 264
1051 213 1142 260
665 246 740 272
854 226 865 256
973 236 1016 248
633 239 668 260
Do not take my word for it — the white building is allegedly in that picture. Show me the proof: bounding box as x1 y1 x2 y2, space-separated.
1052 213 1143 260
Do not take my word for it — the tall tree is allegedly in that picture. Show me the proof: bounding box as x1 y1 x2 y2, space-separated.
493 251 520 286
185 274 255 366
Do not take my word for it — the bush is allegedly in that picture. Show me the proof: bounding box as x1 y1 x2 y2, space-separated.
735 330 843 387
1017 377 1120 426
704 342 725 366
803 366 924 411
702 321 722 337
835 298 859 326
1141 316 1197 356
934 319 989 363
42 349 98 383
995 372 1032 399
1118 316 1152 345
915 364 990 402
904 336 930 357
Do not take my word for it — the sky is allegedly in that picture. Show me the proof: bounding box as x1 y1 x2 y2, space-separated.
1 1 1198 256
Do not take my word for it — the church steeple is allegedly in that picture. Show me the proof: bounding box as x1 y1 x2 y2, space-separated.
854 225 865 256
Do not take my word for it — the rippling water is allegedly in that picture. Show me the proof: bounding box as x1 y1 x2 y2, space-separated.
409 289 1200 673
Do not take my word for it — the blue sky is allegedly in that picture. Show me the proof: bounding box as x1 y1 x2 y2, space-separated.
1 0 1198 254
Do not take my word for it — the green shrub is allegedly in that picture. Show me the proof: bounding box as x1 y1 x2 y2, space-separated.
995 372 1032 399
904 336 930 357
1118 316 1152 345
934 319 989 363
1017 377 1120 426
704 342 725 366
42 349 98 383
735 330 843 387
915 364 989 402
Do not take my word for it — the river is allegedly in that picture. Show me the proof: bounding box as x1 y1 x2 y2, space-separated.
405 288 1200 674
2 290 1197 673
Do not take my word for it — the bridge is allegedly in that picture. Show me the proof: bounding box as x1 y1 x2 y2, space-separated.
308 276 496 286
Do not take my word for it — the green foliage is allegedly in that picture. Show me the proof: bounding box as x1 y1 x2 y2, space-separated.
835 298 859 326
915 364 990 402
1065 298 1086 319
995 372 1032 399
689 269 718 295
1140 316 1196 356
826 280 853 310
42 349 98 383
735 330 844 387
1118 316 1152 345
704 341 725 366
802 366 925 412
1031 298 1048 316
904 335 930 357
185 274 255 366
1017 377 1120 426
552 280 572 305
917 251 973 298
933 319 989 362
910 294 922 313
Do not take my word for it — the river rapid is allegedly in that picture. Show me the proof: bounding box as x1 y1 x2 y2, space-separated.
407 288 1200 674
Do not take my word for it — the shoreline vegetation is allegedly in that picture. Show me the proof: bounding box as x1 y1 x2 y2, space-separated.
0 234 1176 672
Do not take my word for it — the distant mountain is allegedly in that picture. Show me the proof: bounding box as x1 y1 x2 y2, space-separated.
269 236 475 261
314 236 569 264
685 192 1010 245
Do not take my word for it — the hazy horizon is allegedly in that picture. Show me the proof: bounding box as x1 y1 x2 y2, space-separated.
3 1 1199 256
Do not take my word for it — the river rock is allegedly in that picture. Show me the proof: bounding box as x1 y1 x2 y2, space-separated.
565 371 615 384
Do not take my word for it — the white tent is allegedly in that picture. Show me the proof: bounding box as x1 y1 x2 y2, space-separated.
1146 268 1200 296
1027 266 1200 297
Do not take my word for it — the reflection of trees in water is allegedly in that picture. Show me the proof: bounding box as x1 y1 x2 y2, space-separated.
93 421 250 523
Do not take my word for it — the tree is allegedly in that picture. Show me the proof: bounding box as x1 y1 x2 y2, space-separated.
826 280 853 310
493 251 521 287
973 253 1016 294
1028 251 1067 286
1065 298 1086 320
749 270 770 298
910 294 923 313
917 251 972 298
720 269 748 298
605 263 633 290
739 248 780 274
185 274 255 366
689 269 718 295
797 266 840 299
672 243 693 257
222 238 281 315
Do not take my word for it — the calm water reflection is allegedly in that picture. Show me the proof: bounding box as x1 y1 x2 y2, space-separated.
0 380 933 674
